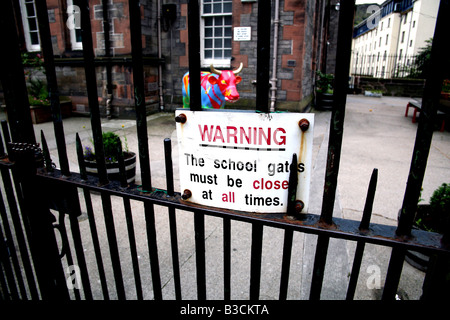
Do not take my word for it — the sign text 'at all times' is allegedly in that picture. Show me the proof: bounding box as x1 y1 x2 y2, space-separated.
175 111 314 214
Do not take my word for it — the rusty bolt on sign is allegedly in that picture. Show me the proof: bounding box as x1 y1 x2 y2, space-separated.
181 189 192 200
295 200 305 213
298 118 310 132
175 113 187 124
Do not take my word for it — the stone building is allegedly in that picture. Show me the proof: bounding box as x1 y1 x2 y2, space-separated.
351 0 439 79
5 0 338 117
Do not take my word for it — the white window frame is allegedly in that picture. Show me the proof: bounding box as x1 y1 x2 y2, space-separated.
19 0 41 52
67 0 83 50
200 0 233 68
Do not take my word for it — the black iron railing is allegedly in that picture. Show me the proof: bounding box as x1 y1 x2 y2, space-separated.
0 0 449 301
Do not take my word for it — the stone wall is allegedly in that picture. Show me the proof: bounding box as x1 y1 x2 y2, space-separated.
356 77 425 97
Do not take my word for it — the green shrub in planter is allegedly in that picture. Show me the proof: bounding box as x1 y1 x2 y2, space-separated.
415 183 450 234
83 131 136 184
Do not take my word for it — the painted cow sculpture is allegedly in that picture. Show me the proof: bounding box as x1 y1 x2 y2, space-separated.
182 63 243 109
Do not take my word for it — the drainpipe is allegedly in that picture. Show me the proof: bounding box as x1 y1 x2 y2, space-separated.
269 0 280 112
102 0 113 119
157 0 165 111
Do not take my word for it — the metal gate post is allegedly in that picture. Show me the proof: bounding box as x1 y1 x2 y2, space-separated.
11 145 69 300
0 0 36 144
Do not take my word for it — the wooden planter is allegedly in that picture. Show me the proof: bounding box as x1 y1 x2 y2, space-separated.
84 152 136 184
30 99 72 124
316 92 334 110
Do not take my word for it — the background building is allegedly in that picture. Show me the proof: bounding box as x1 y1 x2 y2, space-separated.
2 0 340 117
351 0 439 79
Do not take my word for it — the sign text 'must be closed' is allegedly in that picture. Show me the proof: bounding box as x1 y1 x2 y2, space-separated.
175 110 314 213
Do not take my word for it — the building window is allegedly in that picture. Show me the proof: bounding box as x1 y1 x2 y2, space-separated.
401 31 405 43
19 0 40 51
201 0 233 67
385 34 389 45
388 18 390 28
409 40 413 47
67 0 82 50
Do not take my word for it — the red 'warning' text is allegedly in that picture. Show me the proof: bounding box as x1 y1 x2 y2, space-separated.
198 125 287 146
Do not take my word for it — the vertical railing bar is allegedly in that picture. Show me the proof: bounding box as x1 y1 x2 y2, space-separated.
187 0 202 111
116 137 128 188
346 242 365 300
81 188 110 300
0 270 8 300
0 132 28 299
194 213 207 300
75 133 87 180
286 153 298 218
35 0 70 176
116 138 144 300
0 124 5 156
40 131 53 173
346 168 378 300
309 0 355 301
249 222 263 300
279 229 294 300
55 210 81 300
359 169 378 231
0 200 20 300
168 206 182 300
384 0 449 301
144 203 163 300
396 0 449 237
79 0 108 186
255 0 271 113
101 0 113 105
128 0 152 191
1 121 12 157
0 166 39 299
164 139 175 197
123 197 144 300
101 193 126 299
309 235 330 300
164 138 182 300
223 217 231 301
381 247 406 300
320 0 355 225
75 131 110 298
0 189 27 299
65 188 94 300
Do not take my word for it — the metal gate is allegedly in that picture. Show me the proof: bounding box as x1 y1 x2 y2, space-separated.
1 0 449 301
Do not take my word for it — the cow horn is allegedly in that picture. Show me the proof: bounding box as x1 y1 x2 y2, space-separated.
210 64 222 75
233 62 243 75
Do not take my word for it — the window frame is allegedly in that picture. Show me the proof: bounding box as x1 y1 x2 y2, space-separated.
19 0 41 52
200 0 233 68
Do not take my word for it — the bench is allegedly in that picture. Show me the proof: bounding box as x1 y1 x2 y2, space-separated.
405 100 446 132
